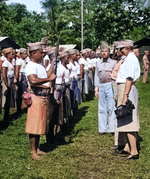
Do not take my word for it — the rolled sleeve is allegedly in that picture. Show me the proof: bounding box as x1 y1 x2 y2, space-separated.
16 59 21 66
125 57 138 80
26 65 37 77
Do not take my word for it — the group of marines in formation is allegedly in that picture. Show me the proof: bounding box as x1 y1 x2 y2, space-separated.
0 38 149 160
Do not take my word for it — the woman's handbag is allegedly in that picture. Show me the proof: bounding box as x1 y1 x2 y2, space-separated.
115 99 135 120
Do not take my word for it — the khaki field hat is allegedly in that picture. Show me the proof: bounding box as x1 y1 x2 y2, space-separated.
45 47 55 55
3 47 13 57
59 51 69 58
113 41 120 47
27 42 43 51
100 41 110 51
68 49 76 55
20 48 27 53
85 48 92 52
80 49 87 55
41 36 48 45
116 40 134 49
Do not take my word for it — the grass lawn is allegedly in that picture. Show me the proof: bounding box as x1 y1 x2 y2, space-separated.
0 75 150 179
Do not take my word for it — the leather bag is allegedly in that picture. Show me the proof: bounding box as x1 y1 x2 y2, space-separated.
115 99 135 120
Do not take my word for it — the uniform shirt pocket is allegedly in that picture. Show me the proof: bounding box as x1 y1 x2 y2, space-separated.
105 68 112 80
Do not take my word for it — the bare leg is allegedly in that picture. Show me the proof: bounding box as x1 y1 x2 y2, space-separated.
114 129 118 146
123 132 131 153
34 135 46 155
111 129 118 150
127 132 138 155
36 135 46 155
29 134 41 160
142 69 148 83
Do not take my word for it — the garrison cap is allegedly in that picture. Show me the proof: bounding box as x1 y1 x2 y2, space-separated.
116 40 134 49
27 42 43 52
20 48 27 53
3 47 13 57
68 49 76 55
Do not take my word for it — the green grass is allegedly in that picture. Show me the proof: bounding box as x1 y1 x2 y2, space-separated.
0 75 150 179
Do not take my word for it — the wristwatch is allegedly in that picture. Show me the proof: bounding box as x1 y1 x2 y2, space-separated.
124 93 128 97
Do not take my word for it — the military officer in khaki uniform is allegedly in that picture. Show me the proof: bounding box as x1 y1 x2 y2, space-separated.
142 50 150 83
94 45 117 134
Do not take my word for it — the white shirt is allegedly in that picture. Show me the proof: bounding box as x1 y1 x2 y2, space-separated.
16 58 26 73
75 61 80 75
78 58 82 65
90 58 95 67
25 56 30 64
43 55 50 66
67 61 78 78
116 52 140 83
2 59 14 77
46 63 51 72
87 58 93 68
80 57 89 71
1 55 6 62
12 58 16 66
56 64 69 84
25 61 48 86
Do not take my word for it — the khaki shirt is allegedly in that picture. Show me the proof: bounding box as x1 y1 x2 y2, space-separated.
95 58 117 85
143 54 150 70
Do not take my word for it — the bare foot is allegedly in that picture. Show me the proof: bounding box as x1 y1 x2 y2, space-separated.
37 148 46 155
31 153 42 160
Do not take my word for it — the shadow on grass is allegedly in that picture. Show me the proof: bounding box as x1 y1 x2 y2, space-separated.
82 91 95 102
0 120 13 131
137 134 143 154
40 106 89 153
0 109 27 131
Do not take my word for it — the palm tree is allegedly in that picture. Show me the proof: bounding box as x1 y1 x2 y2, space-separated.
40 0 61 45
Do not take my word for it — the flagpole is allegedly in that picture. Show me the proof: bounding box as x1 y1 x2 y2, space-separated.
81 0 83 50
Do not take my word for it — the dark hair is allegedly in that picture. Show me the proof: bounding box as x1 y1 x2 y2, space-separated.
129 46 134 50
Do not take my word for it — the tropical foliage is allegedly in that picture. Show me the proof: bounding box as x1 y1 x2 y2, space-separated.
0 0 150 50
0 2 46 47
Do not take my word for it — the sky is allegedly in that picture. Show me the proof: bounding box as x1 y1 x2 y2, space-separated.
144 0 150 8
6 0 44 14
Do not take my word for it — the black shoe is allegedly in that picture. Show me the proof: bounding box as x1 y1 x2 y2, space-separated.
125 154 139 160
98 132 106 135
111 145 118 151
118 149 130 155
17 113 22 118
111 150 119 156
1 120 9 129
